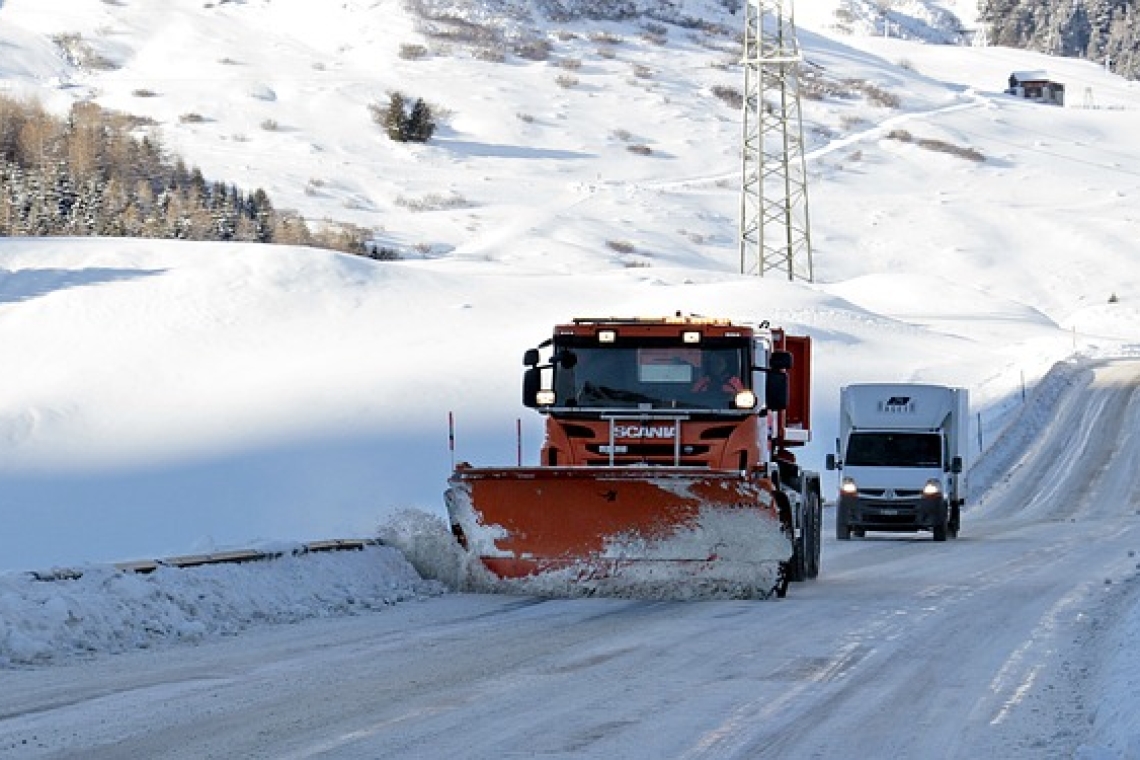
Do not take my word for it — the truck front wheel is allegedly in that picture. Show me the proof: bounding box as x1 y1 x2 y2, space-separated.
805 490 821 579
777 491 806 583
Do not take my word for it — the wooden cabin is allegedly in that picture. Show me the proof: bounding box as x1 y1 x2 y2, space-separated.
1006 71 1065 106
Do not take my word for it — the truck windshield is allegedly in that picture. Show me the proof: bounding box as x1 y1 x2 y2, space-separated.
846 432 942 468
552 343 748 410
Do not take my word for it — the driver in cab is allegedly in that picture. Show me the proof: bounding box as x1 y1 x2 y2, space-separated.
692 353 744 394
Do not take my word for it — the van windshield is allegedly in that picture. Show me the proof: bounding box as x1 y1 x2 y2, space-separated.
846 432 942 468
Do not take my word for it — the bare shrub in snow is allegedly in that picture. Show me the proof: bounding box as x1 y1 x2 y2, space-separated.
712 84 743 109
472 46 506 62
863 84 901 108
396 192 472 212
400 43 430 60
51 33 118 70
514 38 553 61
641 29 668 46
590 30 623 45
887 130 985 162
916 137 985 162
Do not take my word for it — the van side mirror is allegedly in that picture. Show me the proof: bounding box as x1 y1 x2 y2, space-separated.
950 456 963 474
825 453 837 471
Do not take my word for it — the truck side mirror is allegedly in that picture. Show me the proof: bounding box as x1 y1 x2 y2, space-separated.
522 366 541 408
950 456 963 474
825 453 837 471
523 348 540 367
765 372 788 411
769 350 793 371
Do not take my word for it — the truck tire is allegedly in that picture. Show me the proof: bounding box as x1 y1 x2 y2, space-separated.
777 491 806 583
806 491 821 579
787 526 808 583
793 490 820 580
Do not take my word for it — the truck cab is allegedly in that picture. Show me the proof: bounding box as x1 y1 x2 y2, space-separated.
520 316 806 472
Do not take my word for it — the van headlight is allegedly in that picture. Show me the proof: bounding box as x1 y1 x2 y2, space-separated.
840 477 858 496
922 479 942 497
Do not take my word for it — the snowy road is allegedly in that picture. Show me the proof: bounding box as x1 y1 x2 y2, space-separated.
3 361 1140 759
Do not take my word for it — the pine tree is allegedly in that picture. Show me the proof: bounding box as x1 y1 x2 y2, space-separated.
1104 5 1140 77
249 188 274 242
50 161 78 226
979 0 1140 77
1057 0 1092 57
385 92 408 142
406 98 436 143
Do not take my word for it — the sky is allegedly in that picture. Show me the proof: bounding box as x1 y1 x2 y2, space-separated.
1 0 1140 755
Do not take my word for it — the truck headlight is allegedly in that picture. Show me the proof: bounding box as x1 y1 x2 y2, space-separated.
733 390 757 409
840 477 858 496
536 390 556 406
922 479 942 497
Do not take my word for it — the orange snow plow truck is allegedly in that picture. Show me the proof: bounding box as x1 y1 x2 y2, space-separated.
445 315 822 599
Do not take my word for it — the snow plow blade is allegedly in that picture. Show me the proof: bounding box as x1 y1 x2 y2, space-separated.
445 465 794 599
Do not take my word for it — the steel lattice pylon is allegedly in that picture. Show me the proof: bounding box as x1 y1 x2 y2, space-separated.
739 0 813 282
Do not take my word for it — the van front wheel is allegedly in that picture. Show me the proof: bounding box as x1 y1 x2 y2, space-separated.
932 502 949 542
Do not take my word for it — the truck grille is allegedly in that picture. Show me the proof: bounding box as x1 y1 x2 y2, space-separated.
586 444 711 459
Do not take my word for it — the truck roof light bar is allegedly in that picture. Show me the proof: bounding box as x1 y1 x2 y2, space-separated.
571 316 733 327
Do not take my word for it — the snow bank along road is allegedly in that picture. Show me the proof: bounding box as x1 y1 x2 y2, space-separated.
3 360 1140 759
